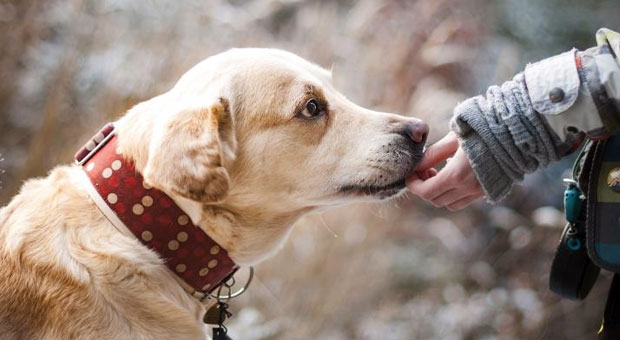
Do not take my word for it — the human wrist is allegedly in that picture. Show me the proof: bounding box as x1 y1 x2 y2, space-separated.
451 106 514 204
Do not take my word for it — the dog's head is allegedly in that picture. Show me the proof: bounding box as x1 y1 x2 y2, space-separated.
117 48 427 261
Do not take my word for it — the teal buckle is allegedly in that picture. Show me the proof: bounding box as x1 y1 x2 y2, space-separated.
563 179 583 224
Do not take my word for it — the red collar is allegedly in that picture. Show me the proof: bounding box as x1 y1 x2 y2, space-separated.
75 123 238 299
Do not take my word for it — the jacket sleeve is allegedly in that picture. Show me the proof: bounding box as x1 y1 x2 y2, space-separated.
450 28 620 203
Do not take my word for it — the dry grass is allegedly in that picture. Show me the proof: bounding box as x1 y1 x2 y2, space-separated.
0 0 618 339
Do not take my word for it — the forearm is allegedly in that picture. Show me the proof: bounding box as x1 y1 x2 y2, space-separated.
450 73 565 203
450 29 620 203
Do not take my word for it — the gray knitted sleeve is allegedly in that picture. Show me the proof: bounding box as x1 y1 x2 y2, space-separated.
450 73 566 203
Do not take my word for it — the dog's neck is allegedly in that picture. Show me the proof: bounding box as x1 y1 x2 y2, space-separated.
77 125 242 301
174 197 311 266
112 112 312 266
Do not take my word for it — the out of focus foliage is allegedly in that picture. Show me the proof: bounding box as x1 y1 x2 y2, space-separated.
0 0 618 339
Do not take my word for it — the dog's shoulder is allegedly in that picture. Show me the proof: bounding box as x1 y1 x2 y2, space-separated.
0 166 96 338
0 165 208 339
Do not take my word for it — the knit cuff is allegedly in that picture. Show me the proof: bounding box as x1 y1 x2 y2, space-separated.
450 95 517 204
455 131 513 204
449 71 566 204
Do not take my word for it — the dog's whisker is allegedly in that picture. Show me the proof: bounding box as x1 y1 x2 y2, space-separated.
391 200 401 209
319 213 338 238
366 202 387 219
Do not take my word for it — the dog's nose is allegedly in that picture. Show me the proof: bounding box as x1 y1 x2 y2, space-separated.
405 121 429 144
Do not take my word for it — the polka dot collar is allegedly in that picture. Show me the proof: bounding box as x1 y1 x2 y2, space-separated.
75 123 238 300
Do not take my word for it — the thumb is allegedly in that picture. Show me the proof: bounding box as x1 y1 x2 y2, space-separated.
416 132 459 170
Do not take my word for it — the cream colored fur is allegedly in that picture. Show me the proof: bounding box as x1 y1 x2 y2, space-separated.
0 48 426 339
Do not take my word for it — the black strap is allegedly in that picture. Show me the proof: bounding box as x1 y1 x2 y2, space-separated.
600 274 620 339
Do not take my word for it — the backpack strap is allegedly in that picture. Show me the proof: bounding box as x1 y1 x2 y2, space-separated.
600 274 620 339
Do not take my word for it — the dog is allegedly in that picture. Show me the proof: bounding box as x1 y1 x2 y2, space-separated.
0 48 428 339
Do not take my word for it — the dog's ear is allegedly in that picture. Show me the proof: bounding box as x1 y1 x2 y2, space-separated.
143 98 236 202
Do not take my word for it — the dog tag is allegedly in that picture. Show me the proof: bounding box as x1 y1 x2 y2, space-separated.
213 327 233 340
203 304 226 325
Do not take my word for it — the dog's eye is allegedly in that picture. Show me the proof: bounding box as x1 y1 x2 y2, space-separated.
299 99 323 119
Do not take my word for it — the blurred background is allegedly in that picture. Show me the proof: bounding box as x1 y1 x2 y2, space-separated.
0 0 618 339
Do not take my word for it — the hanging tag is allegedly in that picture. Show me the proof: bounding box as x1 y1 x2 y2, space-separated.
203 304 226 325
203 270 253 340
213 327 233 340
205 301 234 339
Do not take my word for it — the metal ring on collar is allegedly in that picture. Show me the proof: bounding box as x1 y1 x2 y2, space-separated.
209 266 254 300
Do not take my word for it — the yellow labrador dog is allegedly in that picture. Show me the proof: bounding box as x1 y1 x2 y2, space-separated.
0 48 427 339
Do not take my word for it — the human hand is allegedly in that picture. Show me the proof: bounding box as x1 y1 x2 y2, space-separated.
407 132 484 211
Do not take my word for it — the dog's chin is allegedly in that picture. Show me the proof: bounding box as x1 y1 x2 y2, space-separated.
338 178 407 200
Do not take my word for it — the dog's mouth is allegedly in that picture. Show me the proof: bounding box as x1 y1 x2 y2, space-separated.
338 178 407 199
337 145 424 200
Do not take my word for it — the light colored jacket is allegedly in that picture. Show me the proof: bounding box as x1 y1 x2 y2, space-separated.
451 28 620 203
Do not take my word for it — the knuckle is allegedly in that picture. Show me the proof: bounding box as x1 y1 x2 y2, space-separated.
449 204 463 211
407 184 423 195
419 189 434 200
435 197 449 207
430 200 442 208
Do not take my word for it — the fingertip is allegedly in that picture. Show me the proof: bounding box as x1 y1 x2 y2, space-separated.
406 178 426 194
415 170 430 181
416 135 459 170
417 153 440 171
406 174 420 185
423 169 438 180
